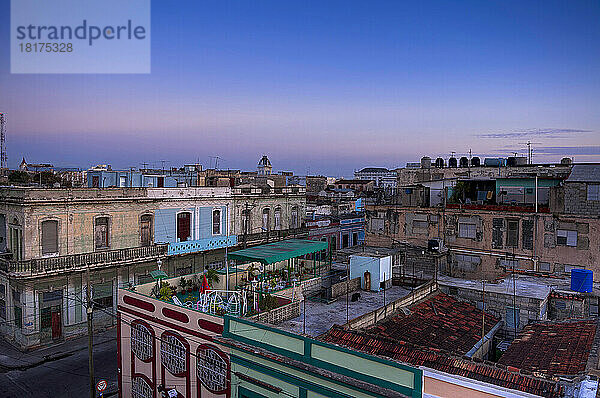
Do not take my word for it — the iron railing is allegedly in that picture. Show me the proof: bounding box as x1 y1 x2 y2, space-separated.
0 244 168 275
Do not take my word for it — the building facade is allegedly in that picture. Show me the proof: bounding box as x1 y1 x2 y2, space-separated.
0 186 305 348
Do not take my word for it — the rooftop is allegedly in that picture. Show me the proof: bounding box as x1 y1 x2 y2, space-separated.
567 164 600 182
498 320 598 377
367 292 499 355
357 167 391 173
277 285 411 337
437 274 555 300
320 327 562 397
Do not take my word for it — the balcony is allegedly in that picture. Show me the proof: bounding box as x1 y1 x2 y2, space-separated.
0 244 168 276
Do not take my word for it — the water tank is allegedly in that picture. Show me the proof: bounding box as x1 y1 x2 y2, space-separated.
435 158 445 168
459 157 469 168
448 157 457 168
421 156 431 169
484 158 503 167
507 157 527 167
471 157 481 167
571 269 593 293
561 157 572 165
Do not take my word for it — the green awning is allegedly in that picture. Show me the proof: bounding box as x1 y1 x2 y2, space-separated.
229 239 328 265
150 270 168 280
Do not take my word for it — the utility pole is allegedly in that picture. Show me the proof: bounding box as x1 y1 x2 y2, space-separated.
482 280 486 343
86 266 95 398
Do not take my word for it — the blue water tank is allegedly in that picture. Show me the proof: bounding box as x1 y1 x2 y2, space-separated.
571 269 593 293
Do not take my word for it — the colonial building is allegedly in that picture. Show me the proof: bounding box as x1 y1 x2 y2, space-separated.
0 186 305 348
354 167 397 191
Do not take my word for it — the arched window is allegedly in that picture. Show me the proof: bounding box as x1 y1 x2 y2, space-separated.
262 208 270 232
131 376 153 398
160 334 187 375
140 214 153 246
41 220 58 255
176 212 191 242
94 217 110 249
131 322 153 362
274 207 281 230
197 345 228 394
212 209 221 235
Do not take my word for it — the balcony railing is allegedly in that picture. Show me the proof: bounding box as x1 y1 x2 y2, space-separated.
240 227 308 246
0 244 169 276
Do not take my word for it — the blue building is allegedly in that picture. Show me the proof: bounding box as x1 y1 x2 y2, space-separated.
87 165 200 188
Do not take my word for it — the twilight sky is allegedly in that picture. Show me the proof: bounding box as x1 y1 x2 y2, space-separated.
1 0 599 176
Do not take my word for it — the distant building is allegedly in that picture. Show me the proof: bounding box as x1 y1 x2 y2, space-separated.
333 179 374 192
257 154 272 176
354 167 397 190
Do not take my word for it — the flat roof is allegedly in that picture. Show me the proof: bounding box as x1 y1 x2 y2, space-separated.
437 274 554 300
229 239 328 265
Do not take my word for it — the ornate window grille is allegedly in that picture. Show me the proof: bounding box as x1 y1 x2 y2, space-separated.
197 346 227 392
131 376 153 398
131 323 153 361
161 334 186 375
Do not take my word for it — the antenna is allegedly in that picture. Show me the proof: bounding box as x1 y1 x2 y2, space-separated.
0 113 6 170
518 141 541 164
209 156 222 169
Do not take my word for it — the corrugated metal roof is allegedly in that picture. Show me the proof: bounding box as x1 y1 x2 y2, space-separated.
229 239 328 265
567 165 600 182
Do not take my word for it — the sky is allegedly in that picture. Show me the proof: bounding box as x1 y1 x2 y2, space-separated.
1 0 599 176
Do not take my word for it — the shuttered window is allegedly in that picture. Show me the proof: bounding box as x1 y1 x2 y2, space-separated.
140 214 153 246
95 217 109 249
212 209 221 235
177 212 191 242
506 220 519 248
41 220 58 255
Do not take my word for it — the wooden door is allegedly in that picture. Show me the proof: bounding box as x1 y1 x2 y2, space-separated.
364 271 371 291
177 213 191 242
51 309 62 340
140 215 152 246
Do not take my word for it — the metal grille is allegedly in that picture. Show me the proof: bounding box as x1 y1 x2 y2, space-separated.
131 323 153 361
197 347 227 392
160 335 186 375
131 376 152 398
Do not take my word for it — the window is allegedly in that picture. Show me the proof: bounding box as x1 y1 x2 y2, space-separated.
212 209 221 235
0 284 5 320
197 346 228 393
588 184 600 201
506 220 519 247
41 220 59 255
92 176 100 188
557 229 577 247
8 225 23 261
242 209 251 234
262 208 270 232
161 334 187 375
455 254 480 272
506 307 520 330
458 223 476 239
94 217 110 249
131 322 153 361
92 281 113 310
370 218 384 232
14 306 22 329
176 212 191 242
500 259 519 269
412 220 428 234
291 206 299 229
274 207 281 230
140 214 153 246
539 262 551 272
352 232 358 246
131 376 153 398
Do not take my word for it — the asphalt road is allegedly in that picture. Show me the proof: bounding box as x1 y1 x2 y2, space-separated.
0 337 117 398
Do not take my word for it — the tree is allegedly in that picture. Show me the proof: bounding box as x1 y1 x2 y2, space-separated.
205 268 220 286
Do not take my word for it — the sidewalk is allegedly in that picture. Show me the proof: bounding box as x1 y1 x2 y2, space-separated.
0 327 116 372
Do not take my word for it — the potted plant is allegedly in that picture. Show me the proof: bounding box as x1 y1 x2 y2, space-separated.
178 277 187 294
205 268 220 288
158 282 174 302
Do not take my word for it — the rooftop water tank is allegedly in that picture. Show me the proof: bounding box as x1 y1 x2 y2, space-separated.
484 158 503 167
561 157 573 165
471 157 481 167
448 157 457 168
435 158 445 168
421 156 432 169
571 269 593 293
459 157 469 168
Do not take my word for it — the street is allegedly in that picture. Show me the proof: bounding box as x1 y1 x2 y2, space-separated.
0 330 117 398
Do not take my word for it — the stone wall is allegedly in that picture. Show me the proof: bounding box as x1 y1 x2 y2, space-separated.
330 277 361 299
564 183 600 216
250 300 301 325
